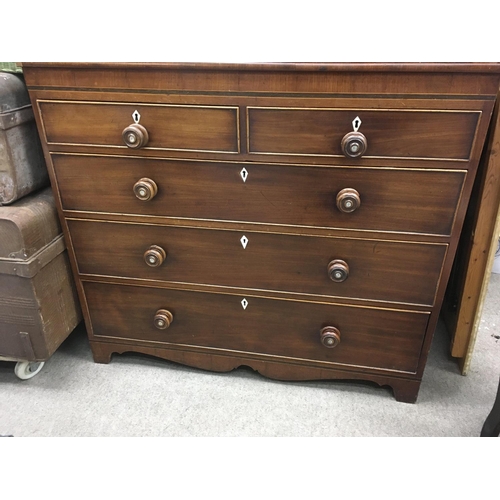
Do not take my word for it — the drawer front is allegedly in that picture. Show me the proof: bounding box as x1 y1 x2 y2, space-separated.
248 107 480 160
38 100 239 153
84 281 429 374
54 155 466 236
69 219 447 306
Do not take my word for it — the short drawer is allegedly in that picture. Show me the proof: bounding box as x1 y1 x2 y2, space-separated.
84 281 430 374
248 107 480 161
69 219 447 307
38 100 239 153
54 155 466 236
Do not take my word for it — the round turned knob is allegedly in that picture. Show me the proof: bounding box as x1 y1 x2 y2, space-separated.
154 309 174 330
320 326 341 348
336 188 361 214
122 123 149 149
328 259 349 283
144 245 167 267
133 178 158 201
341 131 368 158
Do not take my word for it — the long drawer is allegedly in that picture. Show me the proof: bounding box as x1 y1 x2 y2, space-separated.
84 281 430 374
69 219 447 306
53 155 466 236
38 100 240 154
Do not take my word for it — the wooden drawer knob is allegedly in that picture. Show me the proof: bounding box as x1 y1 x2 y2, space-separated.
123 123 149 149
320 326 341 348
154 309 173 330
336 188 360 213
328 259 349 282
341 131 367 158
144 245 167 267
133 178 158 201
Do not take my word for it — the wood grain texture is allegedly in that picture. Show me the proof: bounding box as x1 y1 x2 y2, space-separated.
444 93 500 365
22 63 500 402
89 338 422 402
22 63 500 96
52 154 466 236
248 107 479 160
38 101 239 153
68 218 447 307
29 89 495 170
22 62 500 73
83 281 429 374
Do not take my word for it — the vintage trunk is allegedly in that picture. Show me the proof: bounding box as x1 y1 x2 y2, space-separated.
0 71 49 205
0 187 82 362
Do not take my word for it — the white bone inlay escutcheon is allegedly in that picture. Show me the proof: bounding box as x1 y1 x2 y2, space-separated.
240 168 248 182
240 235 249 249
352 116 361 132
133 110 141 123
241 298 248 310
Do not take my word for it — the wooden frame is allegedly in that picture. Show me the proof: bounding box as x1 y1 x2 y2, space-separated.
443 91 500 374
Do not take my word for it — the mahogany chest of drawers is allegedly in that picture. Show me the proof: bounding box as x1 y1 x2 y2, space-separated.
23 63 500 402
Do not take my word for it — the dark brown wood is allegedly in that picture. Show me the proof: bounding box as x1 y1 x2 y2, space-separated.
22 62 500 96
320 326 341 348
133 178 158 202
154 309 173 330
23 62 500 402
83 281 429 374
327 259 350 283
22 62 500 73
38 101 239 154
28 89 495 170
336 188 361 214
341 131 368 158
144 245 167 267
122 123 149 149
88 338 422 403
67 218 447 307
53 154 466 236
249 107 479 160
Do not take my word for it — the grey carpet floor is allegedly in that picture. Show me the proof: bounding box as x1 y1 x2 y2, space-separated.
1 275 499 437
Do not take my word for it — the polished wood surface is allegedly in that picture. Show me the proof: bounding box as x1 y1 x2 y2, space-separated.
33 92 494 170
153 309 173 330
23 62 500 96
320 326 342 348
67 218 447 306
88 338 423 403
132 178 158 202
38 101 239 153
53 155 466 236
122 123 149 149
248 107 479 160
23 62 500 403
83 281 429 374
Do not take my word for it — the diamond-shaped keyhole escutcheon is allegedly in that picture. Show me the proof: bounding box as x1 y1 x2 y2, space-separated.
240 168 248 183
241 298 248 310
240 235 249 249
132 110 141 123
352 116 362 132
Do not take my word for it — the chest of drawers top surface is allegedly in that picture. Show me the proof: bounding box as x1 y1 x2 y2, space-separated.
22 62 500 92
23 63 500 403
